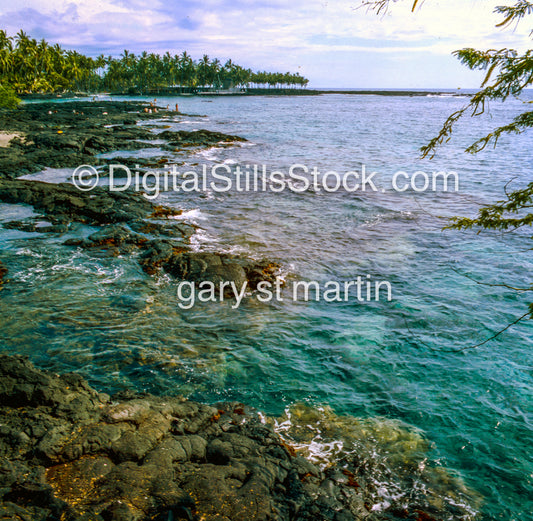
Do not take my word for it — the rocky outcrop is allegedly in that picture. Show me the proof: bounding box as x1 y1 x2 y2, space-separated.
0 101 157 179
0 101 246 179
0 179 279 289
0 355 357 521
0 356 480 521
139 242 280 290
159 129 246 151
0 179 159 225
0 100 278 293
0 261 6 288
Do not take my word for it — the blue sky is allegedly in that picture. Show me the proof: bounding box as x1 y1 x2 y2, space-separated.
0 0 530 88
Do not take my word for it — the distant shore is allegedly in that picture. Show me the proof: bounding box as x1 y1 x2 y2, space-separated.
19 87 469 100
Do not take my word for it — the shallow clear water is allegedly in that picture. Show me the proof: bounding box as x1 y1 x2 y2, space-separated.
1 93 532 519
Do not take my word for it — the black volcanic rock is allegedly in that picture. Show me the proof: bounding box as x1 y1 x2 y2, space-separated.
0 355 358 521
0 101 245 179
0 261 6 288
0 179 155 224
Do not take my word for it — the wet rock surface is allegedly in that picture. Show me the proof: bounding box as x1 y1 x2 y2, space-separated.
0 178 279 288
0 356 479 521
0 101 244 179
0 179 156 225
0 261 6 288
0 356 354 521
139 242 280 290
159 129 246 151
0 101 156 179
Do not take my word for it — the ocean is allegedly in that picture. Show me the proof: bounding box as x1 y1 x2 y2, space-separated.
1 92 532 519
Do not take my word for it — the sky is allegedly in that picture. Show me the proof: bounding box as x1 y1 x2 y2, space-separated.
0 0 531 88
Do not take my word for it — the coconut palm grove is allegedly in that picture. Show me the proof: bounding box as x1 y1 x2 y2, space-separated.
0 29 309 95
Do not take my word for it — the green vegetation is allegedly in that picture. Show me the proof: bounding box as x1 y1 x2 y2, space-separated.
0 84 21 109
364 0 533 327
0 30 309 95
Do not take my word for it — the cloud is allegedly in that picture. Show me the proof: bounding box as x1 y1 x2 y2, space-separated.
0 4 84 41
0 0 530 87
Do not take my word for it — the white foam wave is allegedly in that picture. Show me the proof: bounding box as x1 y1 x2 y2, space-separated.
189 228 217 252
269 404 480 520
195 147 224 161
177 119 210 124
199 189 216 201
15 248 46 258
169 208 207 223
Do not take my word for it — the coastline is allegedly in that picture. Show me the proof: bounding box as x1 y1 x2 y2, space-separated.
17 88 469 100
0 355 479 521
0 99 482 520
0 100 280 292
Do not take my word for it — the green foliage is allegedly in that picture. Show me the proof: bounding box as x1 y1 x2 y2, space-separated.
446 182 533 232
0 83 20 109
420 48 533 158
0 29 309 94
465 111 533 153
363 0 533 321
494 0 533 27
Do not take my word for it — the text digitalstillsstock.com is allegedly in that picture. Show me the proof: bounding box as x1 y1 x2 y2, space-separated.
71 163 460 199
175 276 392 309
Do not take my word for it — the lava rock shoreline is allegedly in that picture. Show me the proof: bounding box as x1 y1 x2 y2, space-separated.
0 101 480 521
0 355 360 521
0 356 480 521
0 100 279 289
0 100 244 179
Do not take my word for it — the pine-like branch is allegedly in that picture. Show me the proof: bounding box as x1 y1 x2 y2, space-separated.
446 182 533 231
465 111 533 153
495 0 533 29
420 49 533 157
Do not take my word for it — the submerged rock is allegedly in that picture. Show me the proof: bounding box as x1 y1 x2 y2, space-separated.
269 403 483 521
129 220 196 239
66 224 149 256
0 261 7 288
3 218 76 234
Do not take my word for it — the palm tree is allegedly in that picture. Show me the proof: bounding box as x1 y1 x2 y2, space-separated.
179 51 195 90
197 54 211 89
0 30 309 95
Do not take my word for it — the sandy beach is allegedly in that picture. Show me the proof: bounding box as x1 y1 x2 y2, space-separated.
0 131 23 147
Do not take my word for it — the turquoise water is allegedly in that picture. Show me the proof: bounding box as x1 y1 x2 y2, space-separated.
1 93 532 519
